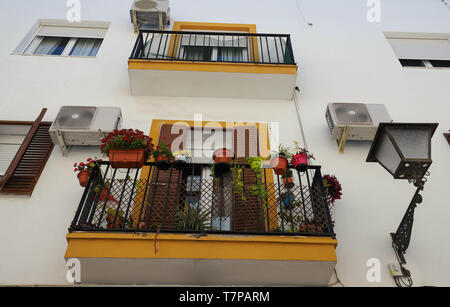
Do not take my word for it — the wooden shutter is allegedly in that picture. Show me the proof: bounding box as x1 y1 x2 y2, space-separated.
0 109 54 195
232 125 265 232
144 124 184 228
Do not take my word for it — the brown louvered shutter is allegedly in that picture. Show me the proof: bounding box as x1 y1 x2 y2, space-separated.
144 123 184 229
232 125 265 232
0 109 54 195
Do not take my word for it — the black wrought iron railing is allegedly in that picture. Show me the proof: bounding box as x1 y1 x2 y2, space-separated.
130 30 296 65
69 161 334 237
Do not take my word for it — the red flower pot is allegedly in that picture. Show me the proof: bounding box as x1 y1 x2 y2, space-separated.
109 149 146 169
283 177 294 185
270 156 288 175
212 148 233 164
77 170 91 187
292 153 308 172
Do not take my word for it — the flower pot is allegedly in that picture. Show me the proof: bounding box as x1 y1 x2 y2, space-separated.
270 156 288 175
97 187 118 203
299 223 321 233
155 155 171 170
283 177 295 189
107 214 124 229
77 170 91 187
281 193 295 209
109 149 146 169
173 154 188 170
213 148 233 177
292 153 308 172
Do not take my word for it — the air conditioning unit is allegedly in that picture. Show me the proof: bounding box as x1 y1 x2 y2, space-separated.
130 0 170 32
49 106 122 156
326 103 391 141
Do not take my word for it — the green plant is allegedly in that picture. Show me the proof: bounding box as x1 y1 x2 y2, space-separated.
152 137 174 159
231 161 246 205
272 144 292 159
101 129 155 160
248 156 268 207
175 206 210 231
281 168 293 179
106 207 133 228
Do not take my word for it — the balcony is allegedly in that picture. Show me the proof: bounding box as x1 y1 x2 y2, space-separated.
66 162 337 286
128 29 298 100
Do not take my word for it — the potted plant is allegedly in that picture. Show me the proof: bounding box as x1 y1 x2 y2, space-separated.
270 145 291 175
101 129 154 169
298 219 321 233
281 168 294 188
152 137 174 170
73 158 102 187
212 148 234 177
172 149 191 170
291 141 315 172
322 174 342 206
280 191 296 209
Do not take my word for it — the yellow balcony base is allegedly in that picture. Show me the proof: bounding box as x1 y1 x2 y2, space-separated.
128 60 298 100
65 232 337 286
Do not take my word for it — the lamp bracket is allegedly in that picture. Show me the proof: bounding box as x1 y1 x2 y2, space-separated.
391 178 426 264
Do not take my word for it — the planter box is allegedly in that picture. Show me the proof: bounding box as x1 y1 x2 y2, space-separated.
109 149 146 169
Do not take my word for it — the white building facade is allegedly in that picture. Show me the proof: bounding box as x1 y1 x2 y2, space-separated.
0 0 449 286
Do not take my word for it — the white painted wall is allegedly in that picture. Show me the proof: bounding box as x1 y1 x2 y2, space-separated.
0 0 449 286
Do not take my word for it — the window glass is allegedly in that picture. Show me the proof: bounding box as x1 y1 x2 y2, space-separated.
70 38 103 57
33 37 70 55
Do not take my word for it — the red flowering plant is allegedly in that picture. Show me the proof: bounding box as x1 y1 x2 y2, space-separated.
322 174 342 206
100 129 155 160
73 158 102 173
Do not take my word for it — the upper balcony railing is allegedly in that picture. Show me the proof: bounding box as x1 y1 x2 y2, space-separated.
130 30 296 65
69 161 334 237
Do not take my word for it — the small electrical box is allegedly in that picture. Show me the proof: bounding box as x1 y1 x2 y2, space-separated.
388 263 403 277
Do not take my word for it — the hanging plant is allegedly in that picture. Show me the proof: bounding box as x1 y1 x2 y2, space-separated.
248 156 268 207
291 141 315 172
73 157 102 187
322 174 342 206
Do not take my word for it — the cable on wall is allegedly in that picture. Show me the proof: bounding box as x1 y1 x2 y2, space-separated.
295 0 313 26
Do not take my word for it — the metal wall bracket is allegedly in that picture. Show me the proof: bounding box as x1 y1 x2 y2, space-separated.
337 125 349 154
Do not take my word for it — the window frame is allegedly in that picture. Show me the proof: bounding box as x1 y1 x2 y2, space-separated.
13 19 110 58
385 32 450 70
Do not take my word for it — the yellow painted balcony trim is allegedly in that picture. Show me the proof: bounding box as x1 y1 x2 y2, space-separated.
66 232 337 262
128 59 298 75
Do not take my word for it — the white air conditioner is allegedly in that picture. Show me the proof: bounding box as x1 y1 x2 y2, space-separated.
325 103 391 141
49 106 122 156
130 0 170 32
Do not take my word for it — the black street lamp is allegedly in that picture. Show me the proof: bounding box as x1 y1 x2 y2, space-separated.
366 123 438 268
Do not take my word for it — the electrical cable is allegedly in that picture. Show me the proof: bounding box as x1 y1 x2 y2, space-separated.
295 0 313 26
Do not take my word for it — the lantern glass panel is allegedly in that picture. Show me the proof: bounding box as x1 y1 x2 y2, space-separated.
374 131 401 174
387 127 429 159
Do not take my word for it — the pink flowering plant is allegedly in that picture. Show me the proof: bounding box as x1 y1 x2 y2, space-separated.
100 129 155 160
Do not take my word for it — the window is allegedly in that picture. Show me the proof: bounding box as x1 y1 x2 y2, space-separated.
386 33 450 68
0 109 54 195
14 19 109 57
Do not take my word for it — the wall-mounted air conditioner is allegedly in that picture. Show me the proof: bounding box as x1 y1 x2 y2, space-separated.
326 103 392 141
49 106 122 156
130 0 170 32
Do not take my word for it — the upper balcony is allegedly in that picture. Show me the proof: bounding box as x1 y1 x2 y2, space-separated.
128 22 298 100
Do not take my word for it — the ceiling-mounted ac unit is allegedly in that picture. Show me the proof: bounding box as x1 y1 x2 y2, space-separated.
130 0 170 32
49 106 122 156
326 103 392 141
